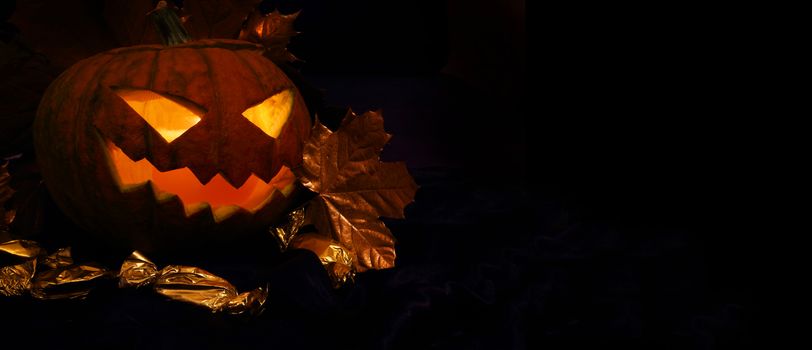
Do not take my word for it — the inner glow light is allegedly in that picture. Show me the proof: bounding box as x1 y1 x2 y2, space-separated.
114 88 203 143
242 89 294 138
106 141 295 220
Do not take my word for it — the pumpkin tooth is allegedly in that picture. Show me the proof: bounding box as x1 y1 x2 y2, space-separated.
118 181 150 193
251 188 278 212
183 202 211 217
213 205 242 223
105 138 295 217
280 183 295 197
150 182 177 203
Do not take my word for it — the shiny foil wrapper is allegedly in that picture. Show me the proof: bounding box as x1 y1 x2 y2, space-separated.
0 239 41 259
30 263 110 300
118 251 268 315
0 259 36 296
271 206 305 251
118 250 159 288
1 240 111 299
154 265 239 311
0 240 40 296
40 247 74 269
30 245 111 300
290 233 355 288
271 208 356 288
224 287 269 316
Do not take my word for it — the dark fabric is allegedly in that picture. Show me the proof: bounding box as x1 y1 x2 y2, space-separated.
0 166 755 349
1 1 759 349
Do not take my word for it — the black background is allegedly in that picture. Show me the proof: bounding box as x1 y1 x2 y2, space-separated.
1 1 761 349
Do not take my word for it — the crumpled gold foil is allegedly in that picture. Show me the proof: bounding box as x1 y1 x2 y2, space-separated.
271 207 305 251
272 207 357 288
0 259 36 296
154 265 239 311
40 247 73 269
223 286 269 316
290 233 355 288
3 241 111 298
0 239 41 259
118 251 268 314
30 264 109 300
0 239 40 296
118 251 158 288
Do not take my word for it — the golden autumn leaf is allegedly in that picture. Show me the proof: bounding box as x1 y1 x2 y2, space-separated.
297 110 418 272
238 9 300 62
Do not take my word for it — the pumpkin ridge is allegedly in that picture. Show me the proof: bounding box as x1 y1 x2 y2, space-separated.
78 55 124 207
35 60 87 157
229 49 266 99
148 49 161 90
56 54 117 226
106 40 263 55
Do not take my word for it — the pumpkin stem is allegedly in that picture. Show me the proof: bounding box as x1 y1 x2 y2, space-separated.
149 1 190 46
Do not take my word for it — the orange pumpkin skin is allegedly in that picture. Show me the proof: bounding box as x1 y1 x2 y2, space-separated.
33 39 311 253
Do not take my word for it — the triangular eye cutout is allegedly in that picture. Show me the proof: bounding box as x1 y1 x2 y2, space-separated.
242 89 294 138
113 88 204 143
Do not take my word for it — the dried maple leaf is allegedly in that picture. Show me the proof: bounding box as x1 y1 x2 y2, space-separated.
298 110 418 272
181 0 262 40
238 9 300 62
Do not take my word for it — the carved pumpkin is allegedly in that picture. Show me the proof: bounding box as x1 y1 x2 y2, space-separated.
33 39 311 252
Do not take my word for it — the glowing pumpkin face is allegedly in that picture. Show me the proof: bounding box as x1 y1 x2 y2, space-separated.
33 39 311 252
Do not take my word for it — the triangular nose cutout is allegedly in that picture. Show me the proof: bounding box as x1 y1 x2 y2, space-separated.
113 88 204 143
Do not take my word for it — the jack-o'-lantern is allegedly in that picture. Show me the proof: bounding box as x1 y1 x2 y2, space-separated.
32 38 311 252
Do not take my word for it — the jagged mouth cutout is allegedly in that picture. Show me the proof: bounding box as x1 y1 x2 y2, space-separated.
102 88 297 222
